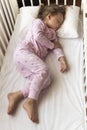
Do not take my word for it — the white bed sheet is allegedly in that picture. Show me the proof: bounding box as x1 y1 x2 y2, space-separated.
0 14 86 130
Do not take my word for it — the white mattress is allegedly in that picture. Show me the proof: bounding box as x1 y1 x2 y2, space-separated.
0 14 86 130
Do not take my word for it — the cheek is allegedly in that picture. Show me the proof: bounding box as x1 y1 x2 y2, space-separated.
49 20 58 28
51 20 57 26
54 22 59 27
49 21 54 27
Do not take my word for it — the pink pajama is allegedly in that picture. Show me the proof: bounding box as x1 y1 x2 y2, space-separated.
14 50 51 100
14 19 64 100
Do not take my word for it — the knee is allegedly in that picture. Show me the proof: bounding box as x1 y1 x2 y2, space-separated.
40 68 52 89
40 68 50 80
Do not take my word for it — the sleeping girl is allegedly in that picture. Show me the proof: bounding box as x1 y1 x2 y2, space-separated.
7 4 68 123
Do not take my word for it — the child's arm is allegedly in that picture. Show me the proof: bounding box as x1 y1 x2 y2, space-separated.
53 41 68 73
32 19 54 49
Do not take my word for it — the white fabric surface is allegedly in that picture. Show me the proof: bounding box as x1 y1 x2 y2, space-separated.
57 6 80 38
0 14 85 130
20 6 40 18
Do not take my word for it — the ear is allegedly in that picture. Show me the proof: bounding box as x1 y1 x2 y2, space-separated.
47 13 52 20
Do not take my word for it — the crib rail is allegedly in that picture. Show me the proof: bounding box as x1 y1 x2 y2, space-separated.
0 0 18 69
17 0 82 7
0 0 87 129
83 1 87 127
0 1 83 69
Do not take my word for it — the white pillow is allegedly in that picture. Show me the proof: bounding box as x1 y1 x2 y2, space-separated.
19 13 35 29
20 6 40 18
57 6 80 38
19 5 80 38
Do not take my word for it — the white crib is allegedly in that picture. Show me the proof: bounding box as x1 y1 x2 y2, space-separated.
0 0 87 130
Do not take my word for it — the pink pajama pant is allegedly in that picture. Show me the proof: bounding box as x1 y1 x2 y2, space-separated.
14 50 51 100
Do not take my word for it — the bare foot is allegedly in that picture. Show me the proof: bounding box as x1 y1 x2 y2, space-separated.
7 91 24 114
23 98 39 123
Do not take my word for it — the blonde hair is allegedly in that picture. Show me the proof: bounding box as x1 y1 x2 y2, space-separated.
37 4 66 20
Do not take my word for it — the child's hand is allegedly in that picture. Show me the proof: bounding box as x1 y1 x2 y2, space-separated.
54 41 62 49
58 56 68 73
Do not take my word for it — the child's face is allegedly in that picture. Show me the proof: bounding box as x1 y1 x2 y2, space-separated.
45 13 64 31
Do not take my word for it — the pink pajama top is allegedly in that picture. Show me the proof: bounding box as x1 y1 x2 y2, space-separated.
15 18 64 60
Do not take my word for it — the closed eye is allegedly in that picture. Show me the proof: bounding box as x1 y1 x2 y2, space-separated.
58 20 63 26
57 20 61 25
57 20 61 27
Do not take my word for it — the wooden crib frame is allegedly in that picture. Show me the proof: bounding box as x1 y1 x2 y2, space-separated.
0 0 87 128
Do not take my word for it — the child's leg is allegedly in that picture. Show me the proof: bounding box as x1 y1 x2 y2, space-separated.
14 52 51 123
23 68 51 123
7 90 24 114
7 78 31 114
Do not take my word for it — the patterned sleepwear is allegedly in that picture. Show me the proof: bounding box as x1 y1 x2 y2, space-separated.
14 19 64 100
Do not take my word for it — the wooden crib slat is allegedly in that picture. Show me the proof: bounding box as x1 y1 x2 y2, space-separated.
1 0 12 35
4 0 14 31
0 35 7 53
73 0 76 5
0 22 9 48
30 0 33 6
0 48 4 70
0 7 10 41
64 0 67 5
22 0 25 6
0 0 18 69
56 0 58 5
47 0 50 5
39 0 42 5
8 0 15 24
83 1 87 128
